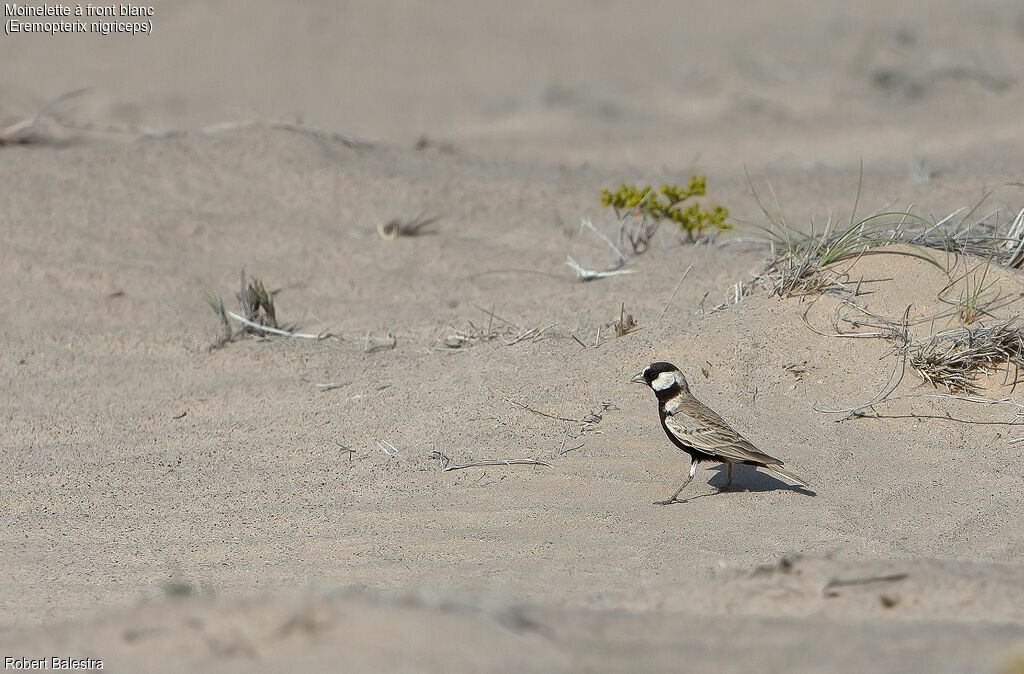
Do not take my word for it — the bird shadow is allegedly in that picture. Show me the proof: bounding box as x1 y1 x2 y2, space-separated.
681 464 816 502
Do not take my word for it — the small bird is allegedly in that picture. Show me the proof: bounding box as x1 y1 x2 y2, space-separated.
630 362 808 504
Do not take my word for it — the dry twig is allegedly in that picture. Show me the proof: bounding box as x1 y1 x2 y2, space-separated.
313 382 349 392
612 303 638 337
443 305 553 348
226 311 323 339
660 265 693 320
431 451 552 472
565 217 635 282
375 439 399 457
377 214 439 240
504 398 581 423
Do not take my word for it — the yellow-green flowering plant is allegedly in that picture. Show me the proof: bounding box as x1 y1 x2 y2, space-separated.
601 175 730 251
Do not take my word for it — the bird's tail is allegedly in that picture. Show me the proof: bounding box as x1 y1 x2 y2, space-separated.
765 464 808 487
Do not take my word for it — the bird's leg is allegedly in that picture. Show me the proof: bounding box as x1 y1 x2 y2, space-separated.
654 474 692 505
720 463 733 491
654 458 699 505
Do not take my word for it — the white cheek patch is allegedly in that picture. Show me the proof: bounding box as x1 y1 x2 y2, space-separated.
651 372 677 391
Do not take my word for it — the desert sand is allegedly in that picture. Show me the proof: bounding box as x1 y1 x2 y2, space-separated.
2 1 1024 672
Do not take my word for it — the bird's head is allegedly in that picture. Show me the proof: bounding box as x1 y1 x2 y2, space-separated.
629 361 689 395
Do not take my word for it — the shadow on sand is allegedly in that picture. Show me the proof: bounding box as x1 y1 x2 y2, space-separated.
673 463 817 503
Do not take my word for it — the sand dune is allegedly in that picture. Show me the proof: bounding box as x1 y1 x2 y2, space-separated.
2 1 1023 671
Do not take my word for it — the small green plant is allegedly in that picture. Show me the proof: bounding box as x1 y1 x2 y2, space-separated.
956 258 995 326
601 175 730 248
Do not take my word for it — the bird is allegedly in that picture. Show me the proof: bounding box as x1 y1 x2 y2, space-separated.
630 361 808 504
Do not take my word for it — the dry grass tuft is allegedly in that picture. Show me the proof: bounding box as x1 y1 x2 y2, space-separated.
910 321 1024 394
749 172 941 303
205 269 328 349
236 270 278 330
731 171 1024 312
938 258 1002 326
567 178 730 282
612 303 638 337
204 292 234 349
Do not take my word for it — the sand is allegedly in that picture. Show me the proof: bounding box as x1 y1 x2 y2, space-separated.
2 2 1024 672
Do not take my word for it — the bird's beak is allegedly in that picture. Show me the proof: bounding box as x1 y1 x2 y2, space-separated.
629 372 646 384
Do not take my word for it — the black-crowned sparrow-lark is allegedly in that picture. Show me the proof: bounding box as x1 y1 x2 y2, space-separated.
631 361 808 504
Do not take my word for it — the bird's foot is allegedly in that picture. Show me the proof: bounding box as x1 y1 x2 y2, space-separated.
653 497 685 506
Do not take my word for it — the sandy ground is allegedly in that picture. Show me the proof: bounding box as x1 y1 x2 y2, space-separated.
2 2 1024 672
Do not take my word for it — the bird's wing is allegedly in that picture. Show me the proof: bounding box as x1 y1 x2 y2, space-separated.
664 398 782 466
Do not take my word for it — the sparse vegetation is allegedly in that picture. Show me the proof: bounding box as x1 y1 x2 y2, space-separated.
442 306 553 349
727 173 1024 414
738 173 1024 310
746 171 942 302
236 271 278 329
909 321 1024 394
567 176 730 282
601 176 730 249
205 269 326 349
612 303 638 337
948 259 996 325
754 212 936 300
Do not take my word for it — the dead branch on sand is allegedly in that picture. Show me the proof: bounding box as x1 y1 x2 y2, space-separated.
566 217 636 282
226 312 324 339
556 426 586 455
504 398 581 423
565 255 634 282
659 265 693 320
505 398 611 455
431 450 551 472
313 382 349 392
822 573 908 598
375 439 400 457
377 214 439 240
199 119 371 148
